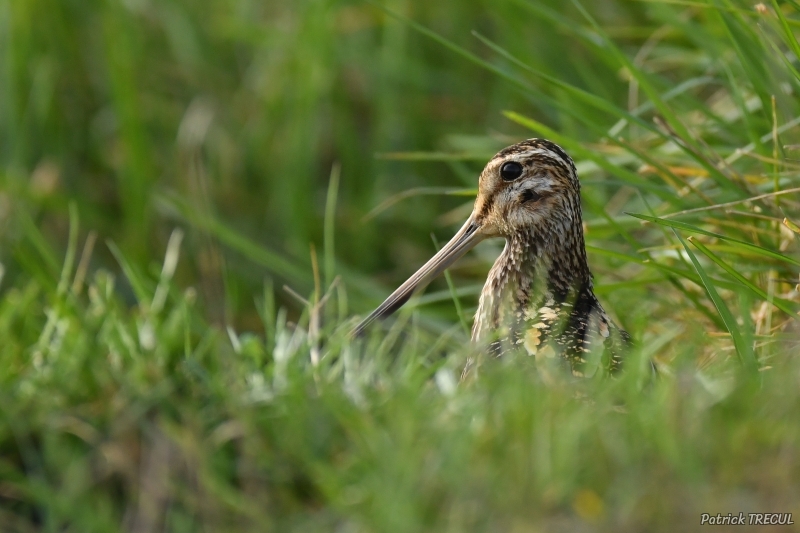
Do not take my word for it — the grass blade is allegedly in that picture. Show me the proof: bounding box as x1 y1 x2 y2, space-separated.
627 213 800 267
504 111 670 197
324 163 341 288
56 203 79 298
472 31 658 134
674 231 757 371
106 240 151 306
689 237 799 316
431 234 470 337
570 0 750 194
162 194 309 288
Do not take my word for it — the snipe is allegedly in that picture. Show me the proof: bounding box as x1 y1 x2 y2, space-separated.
354 139 628 375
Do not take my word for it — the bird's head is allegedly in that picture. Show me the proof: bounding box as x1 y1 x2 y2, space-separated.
352 138 584 336
471 139 582 239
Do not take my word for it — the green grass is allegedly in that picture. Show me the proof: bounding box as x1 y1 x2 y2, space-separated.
2 0 800 531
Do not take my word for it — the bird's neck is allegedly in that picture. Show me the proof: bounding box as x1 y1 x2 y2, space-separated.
473 228 593 341
500 229 592 297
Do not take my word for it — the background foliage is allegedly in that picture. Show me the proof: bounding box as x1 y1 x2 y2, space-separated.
1 0 800 531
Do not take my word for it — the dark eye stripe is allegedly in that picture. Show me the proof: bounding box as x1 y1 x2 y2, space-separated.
520 189 541 203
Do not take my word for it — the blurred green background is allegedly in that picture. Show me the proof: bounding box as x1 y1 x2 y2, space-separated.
4 0 797 343
2 0 800 531
2 0 670 329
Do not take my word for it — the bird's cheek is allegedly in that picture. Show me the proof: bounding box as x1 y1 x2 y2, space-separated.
502 209 531 233
477 217 503 238
528 196 555 218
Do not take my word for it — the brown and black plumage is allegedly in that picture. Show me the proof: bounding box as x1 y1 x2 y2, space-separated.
354 139 629 376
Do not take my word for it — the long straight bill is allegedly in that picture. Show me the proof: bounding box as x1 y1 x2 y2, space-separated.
352 215 484 337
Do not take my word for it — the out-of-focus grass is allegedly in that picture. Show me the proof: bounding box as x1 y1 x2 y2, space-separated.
1 0 800 531
0 241 798 532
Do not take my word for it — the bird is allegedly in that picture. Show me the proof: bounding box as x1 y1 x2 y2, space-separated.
353 138 629 377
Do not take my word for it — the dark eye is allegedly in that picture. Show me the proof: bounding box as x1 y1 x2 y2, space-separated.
500 161 523 181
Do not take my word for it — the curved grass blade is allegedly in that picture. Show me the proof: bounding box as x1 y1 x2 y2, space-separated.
431 234 470 337
375 2 670 143
771 0 800 65
367 2 557 107
324 164 340 288
162 194 398 307
570 0 748 194
689 237 799 316
586 245 744 292
376 152 492 162
713 0 775 105
674 231 758 371
362 187 476 222
162 194 309 287
106 240 151 306
627 213 800 267
16 208 60 277
504 111 670 197
472 32 658 135
57 203 80 298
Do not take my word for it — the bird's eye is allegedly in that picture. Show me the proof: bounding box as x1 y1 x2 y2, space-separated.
500 161 524 181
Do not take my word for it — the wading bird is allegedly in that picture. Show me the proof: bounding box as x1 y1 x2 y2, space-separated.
354 139 628 376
